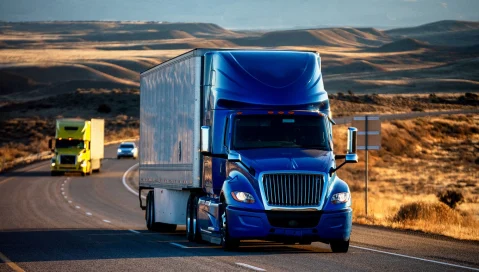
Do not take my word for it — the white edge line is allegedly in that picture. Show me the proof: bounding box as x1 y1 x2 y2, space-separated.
170 242 189 249
75 206 80 209
351 245 479 271
235 263 266 271
122 163 145 199
68 200 72 203
128 229 141 234
86 212 92 216
103 219 111 223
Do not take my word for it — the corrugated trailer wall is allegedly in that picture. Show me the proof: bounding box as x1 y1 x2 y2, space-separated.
139 53 202 190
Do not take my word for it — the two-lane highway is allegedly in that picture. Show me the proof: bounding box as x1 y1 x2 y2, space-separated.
1 144 479 271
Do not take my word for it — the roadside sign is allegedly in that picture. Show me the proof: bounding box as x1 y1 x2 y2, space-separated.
352 116 381 150
352 115 381 217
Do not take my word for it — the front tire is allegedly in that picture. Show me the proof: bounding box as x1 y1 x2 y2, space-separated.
220 203 240 251
330 240 349 253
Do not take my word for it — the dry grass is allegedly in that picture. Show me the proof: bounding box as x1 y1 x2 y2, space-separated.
334 114 479 240
329 92 479 117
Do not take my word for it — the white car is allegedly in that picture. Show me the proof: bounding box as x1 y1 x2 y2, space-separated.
117 142 138 159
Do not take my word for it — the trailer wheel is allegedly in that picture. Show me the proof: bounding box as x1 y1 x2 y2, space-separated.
146 191 177 232
186 194 195 241
186 195 202 242
146 191 155 230
330 239 349 253
220 203 240 251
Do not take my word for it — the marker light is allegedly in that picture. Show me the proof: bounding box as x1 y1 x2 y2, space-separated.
231 191 255 204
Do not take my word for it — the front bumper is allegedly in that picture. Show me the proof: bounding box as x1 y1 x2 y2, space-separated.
227 206 352 242
51 164 86 173
117 151 135 157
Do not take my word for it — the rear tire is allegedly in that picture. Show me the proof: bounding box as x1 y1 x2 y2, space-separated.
146 191 177 232
186 194 195 241
330 240 349 253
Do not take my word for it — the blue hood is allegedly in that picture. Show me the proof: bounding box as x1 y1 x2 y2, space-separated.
236 148 333 174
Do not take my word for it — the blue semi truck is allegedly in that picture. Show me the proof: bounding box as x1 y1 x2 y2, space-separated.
138 49 358 253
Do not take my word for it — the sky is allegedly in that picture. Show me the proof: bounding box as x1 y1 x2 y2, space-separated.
0 0 478 30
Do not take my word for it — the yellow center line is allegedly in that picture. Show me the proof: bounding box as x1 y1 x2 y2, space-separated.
0 252 25 272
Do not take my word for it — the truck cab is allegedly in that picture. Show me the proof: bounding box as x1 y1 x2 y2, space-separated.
49 118 104 176
139 49 358 253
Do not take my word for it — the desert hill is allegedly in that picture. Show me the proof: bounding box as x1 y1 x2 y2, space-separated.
385 20 479 47
370 38 433 52
386 20 479 36
0 19 478 101
230 27 391 47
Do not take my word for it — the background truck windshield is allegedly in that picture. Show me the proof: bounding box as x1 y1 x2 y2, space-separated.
120 144 135 149
232 115 331 150
56 139 84 149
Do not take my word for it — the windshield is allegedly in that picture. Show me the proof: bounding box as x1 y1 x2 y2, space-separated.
56 139 84 149
232 114 331 150
120 144 135 149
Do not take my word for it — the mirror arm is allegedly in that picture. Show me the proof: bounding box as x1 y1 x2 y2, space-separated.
329 161 347 176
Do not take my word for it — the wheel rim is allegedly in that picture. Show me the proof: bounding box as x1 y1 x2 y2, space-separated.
192 202 197 238
221 209 227 244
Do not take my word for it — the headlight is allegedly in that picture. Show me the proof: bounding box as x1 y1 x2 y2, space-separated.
51 162 56 166
231 191 255 204
117 149 122 153
331 192 350 204
81 161 87 167
51 158 55 166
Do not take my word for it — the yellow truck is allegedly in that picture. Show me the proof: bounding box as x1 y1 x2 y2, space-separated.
49 118 104 176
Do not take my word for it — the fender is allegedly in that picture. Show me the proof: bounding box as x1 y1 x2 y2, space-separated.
221 169 264 211
322 174 351 212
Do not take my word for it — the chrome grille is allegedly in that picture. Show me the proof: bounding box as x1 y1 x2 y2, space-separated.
262 174 323 206
60 155 76 165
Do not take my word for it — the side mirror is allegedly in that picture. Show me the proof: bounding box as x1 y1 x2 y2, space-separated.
346 127 358 163
48 139 55 152
200 126 211 154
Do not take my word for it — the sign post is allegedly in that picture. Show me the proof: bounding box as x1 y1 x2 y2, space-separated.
352 116 381 217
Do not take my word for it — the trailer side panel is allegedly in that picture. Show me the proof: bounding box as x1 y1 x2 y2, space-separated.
139 54 201 189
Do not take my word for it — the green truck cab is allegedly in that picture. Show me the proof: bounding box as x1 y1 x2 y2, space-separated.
49 118 104 176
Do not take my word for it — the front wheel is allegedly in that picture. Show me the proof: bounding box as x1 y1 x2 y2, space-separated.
330 240 349 253
220 203 240 251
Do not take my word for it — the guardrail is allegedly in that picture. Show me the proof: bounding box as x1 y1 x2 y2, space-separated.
0 137 139 173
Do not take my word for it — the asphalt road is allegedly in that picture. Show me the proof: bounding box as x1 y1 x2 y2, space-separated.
1 144 479 272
